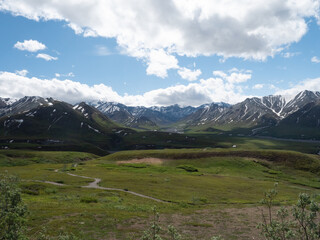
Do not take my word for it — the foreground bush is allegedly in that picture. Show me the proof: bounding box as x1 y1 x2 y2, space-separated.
141 207 181 240
258 183 320 240
0 173 27 240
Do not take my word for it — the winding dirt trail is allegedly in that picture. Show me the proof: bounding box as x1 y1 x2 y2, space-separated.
28 169 167 203
66 172 166 203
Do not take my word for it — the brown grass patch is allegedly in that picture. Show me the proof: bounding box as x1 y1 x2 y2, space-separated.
116 206 282 240
117 158 165 165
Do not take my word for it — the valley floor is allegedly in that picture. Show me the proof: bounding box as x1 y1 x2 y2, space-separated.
1 147 320 239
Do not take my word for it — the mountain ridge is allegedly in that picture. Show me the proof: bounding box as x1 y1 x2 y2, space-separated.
1 90 319 140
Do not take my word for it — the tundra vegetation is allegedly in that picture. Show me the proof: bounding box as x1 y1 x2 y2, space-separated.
0 142 320 239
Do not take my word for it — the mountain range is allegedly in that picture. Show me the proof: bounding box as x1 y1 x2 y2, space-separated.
89 90 320 138
0 90 319 153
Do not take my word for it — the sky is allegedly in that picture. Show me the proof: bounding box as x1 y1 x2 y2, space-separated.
0 0 320 107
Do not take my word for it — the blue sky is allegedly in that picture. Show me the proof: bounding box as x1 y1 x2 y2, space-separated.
0 1 320 106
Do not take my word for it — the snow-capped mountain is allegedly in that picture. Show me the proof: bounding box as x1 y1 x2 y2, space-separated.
0 96 55 118
0 97 17 108
0 99 133 154
91 102 200 128
279 100 320 128
258 90 320 119
88 91 320 132
0 90 319 139
184 90 320 128
281 90 320 117
182 102 231 126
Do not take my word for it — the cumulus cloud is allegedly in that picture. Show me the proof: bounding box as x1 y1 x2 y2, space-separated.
15 69 28 77
253 84 264 89
55 72 74 78
213 70 251 84
275 77 320 100
2 0 319 77
36 53 58 61
311 56 320 63
146 49 179 78
0 69 252 106
178 67 202 81
14 39 46 52
283 52 300 58
1 69 318 107
0 71 122 104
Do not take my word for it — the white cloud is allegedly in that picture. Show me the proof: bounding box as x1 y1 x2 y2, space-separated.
253 84 264 89
213 71 227 78
0 69 252 106
2 0 319 77
15 69 28 77
0 71 122 104
55 72 74 78
178 67 202 81
283 52 300 58
226 72 251 84
67 23 98 37
311 56 320 63
67 23 83 35
214 69 251 84
36 53 58 61
146 49 179 78
14 39 46 52
275 77 320 100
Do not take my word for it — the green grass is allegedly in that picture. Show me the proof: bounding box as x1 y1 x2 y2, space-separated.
74 160 317 205
1 148 320 239
98 148 320 173
0 150 98 166
186 133 320 154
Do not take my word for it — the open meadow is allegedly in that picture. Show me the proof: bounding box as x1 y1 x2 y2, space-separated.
1 136 320 239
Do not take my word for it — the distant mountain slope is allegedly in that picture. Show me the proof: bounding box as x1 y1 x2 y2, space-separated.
91 102 200 128
282 90 320 117
209 97 280 127
124 116 158 130
92 102 133 123
72 102 119 131
0 90 319 144
0 97 215 152
180 102 231 127
280 100 320 128
184 91 320 134
264 100 320 139
0 99 132 154
0 96 55 118
89 91 320 139
0 97 16 108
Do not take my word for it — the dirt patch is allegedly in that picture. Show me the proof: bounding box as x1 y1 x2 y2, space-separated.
117 158 165 165
116 206 279 240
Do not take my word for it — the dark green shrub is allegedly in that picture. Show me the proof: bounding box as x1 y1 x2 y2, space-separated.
21 183 46 195
80 196 98 203
177 165 198 172
44 188 57 194
0 173 28 239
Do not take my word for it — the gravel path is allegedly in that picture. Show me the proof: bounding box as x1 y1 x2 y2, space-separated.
66 172 166 203
27 170 167 203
